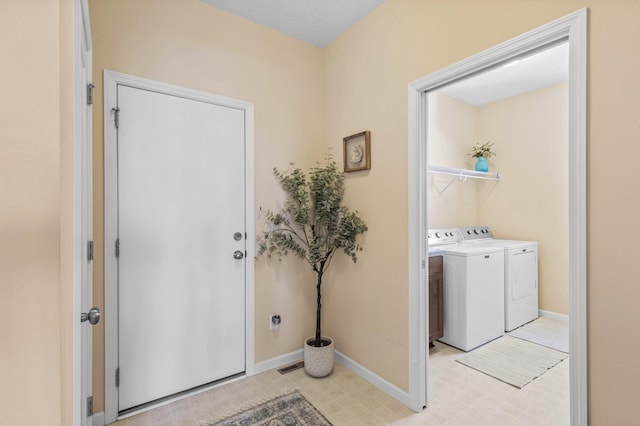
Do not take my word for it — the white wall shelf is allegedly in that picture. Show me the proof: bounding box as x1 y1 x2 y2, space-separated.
427 164 501 196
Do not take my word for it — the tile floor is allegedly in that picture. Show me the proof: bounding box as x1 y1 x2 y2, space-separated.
111 341 569 426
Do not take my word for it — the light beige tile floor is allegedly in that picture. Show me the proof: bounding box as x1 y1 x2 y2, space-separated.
111 341 569 426
394 342 569 426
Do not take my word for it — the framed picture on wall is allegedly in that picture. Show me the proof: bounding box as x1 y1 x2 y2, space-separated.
343 131 371 173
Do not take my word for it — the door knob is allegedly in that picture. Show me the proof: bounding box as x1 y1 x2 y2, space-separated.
81 307 101 325
233 250 244 260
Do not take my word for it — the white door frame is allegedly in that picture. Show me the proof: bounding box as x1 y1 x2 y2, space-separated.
407 8 588 425
103 71 255 424
74 0 93 425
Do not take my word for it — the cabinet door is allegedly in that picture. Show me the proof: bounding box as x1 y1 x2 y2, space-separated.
428 257 444 342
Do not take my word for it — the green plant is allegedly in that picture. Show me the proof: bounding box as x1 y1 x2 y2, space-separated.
257 152 367 347
469 141 496 159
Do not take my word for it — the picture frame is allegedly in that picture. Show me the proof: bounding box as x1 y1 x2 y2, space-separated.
343 131 371 173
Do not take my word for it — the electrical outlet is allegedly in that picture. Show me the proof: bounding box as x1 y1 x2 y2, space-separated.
270 314 281 330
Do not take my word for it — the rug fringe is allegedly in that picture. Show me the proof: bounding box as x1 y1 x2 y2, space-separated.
197 387 301 425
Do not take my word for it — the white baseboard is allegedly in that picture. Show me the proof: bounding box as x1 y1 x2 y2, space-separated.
335 351 410 407
252 349 303 375
96 350 408 423
253 348 409 407
92 411 105 426
539 309 569 322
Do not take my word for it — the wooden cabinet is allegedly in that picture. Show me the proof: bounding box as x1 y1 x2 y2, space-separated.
428 256 444 347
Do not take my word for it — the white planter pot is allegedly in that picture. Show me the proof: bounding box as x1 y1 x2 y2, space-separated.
303 336 334 378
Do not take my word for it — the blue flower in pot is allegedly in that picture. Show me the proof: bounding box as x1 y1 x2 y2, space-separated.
469 142 496 172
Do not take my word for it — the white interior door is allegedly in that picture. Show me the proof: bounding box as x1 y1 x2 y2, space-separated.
80 69 94 426
117 85 246 411
77 1 94 424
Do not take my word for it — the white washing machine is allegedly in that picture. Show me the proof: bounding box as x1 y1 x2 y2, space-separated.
428 229 505 351
458 226 539 331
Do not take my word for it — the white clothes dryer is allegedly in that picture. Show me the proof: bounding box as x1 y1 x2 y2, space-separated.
458 226 539 332
428 229 505 351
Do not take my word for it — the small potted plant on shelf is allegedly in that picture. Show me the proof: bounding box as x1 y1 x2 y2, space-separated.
469 141 496 172
257 151 367 378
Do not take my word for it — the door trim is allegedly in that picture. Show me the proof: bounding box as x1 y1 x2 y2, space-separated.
75 0 92 425
407 8 588 424
103 71 255 424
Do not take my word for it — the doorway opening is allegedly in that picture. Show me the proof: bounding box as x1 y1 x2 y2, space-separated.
407 8 587 424
426 39 570 419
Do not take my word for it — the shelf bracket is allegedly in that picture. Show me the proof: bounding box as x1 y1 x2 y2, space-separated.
436 173 467 196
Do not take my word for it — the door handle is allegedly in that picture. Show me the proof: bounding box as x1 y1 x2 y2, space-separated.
81 307 101 325
233 250 244 260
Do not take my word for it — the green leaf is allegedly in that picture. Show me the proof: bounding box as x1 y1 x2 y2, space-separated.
256 149 368 342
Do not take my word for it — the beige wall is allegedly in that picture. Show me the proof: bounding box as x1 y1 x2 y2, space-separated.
10 0 640 424
0 0 74 425
324 0 640 423
59 0 75 424
427 92 479 227
477 82 569 315
83 0 640 422
89 0 326 412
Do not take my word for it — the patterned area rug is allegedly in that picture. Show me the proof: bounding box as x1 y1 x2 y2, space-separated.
456 336 568 388
206 390 333 425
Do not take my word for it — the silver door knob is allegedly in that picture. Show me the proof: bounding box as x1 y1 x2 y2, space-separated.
233 250 244 260
81 307 101 325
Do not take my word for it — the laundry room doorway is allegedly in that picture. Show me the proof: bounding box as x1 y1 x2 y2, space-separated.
103 71 255 423
407 8 587 424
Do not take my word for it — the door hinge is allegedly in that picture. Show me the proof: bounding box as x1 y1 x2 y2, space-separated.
86 83 94 105
115 239 120 258
112 107 120 128
87 396 94 416
87 240 94 262
115 367 120 387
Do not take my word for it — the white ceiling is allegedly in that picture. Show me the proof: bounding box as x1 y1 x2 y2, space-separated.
434 42 569 106
200 0 386 48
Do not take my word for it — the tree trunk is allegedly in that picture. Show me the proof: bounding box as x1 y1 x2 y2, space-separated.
314 269 323 346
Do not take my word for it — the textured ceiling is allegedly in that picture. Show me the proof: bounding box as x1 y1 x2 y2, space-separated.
200 0 386 47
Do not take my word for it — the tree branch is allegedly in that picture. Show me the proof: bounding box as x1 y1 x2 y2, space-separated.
322 248 336 274
266 225 308 248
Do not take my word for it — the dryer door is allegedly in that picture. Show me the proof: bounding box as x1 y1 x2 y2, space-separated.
511 250 537 300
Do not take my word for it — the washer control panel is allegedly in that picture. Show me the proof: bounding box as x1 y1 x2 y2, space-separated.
458 226 493 240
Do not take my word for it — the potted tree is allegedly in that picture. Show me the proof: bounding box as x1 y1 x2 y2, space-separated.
257 152 367 377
